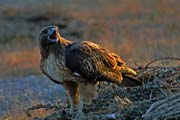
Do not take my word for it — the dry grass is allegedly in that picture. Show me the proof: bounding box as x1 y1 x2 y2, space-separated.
0 48 40 78
0 0 179 78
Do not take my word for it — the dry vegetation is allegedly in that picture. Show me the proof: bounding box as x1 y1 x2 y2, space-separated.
0 0 179 78
0 0 180 119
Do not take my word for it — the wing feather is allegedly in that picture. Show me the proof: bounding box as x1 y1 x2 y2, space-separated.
65 41 125 83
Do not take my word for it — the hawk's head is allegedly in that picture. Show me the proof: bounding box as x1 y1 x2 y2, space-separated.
39 26 62 57
39 26 61 44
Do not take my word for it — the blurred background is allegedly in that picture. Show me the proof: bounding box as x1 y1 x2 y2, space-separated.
0 0 179 119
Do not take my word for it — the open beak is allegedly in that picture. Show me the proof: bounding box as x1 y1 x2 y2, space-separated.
48 27 59 43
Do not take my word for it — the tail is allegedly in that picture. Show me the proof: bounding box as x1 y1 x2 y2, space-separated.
120 74 143 87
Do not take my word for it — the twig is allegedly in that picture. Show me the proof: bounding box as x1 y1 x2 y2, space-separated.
142 92 180 119
144 57 180 69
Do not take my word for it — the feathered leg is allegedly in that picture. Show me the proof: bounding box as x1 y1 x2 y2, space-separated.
67 92 75 114
76 95 84 117
63 82 79 115
75 83 85 117
76 82 98 117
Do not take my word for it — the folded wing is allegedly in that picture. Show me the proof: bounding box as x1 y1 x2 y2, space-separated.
65 41 136 84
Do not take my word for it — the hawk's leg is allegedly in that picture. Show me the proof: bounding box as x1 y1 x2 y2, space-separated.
63 82 79 115
75 82 98 117
76 96 85 117
67 92 75 114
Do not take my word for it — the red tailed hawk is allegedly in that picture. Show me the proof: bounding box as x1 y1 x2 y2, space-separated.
39 26 142 117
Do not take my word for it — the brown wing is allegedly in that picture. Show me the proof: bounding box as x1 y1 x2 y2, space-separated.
65 41 126 84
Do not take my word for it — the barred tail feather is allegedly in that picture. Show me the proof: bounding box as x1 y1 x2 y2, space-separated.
121 74 143 87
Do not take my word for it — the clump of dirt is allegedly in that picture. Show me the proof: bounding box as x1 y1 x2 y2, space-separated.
27 58 180 120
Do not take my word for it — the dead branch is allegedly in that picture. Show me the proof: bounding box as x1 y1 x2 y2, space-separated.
144 57 180 69
142 92 180 119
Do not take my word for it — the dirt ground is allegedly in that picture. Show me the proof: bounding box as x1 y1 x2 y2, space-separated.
0 0 180 119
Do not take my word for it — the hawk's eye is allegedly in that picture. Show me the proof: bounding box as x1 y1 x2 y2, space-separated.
43 30 48 35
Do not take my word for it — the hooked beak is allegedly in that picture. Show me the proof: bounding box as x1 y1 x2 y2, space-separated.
48 27 59 43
